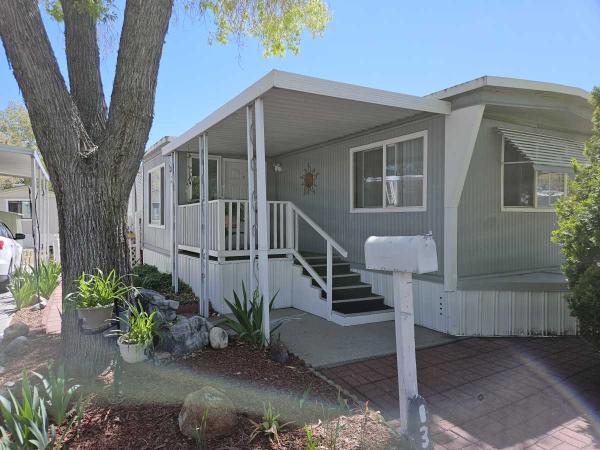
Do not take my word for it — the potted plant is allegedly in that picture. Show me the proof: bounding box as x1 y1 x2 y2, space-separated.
116 301 157 364
67 269 130 332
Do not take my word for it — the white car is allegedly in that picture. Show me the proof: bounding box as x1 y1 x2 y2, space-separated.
0 221 25 286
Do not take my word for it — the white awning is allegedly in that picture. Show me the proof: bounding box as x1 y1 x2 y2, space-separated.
498 127 587 173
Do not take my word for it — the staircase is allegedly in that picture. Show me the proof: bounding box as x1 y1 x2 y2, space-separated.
293 252 394 325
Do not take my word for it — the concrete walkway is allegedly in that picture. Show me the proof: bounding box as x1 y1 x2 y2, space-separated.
272 308 457 368
0 288 16 338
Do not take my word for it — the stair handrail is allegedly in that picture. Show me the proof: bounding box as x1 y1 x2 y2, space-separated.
288 202 348 258
288 202 348 319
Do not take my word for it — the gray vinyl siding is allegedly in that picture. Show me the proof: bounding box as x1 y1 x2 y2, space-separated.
274 114 445 272
457 118 572 277
142 153 171 255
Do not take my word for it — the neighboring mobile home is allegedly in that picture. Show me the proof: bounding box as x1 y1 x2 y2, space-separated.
136 71 592 336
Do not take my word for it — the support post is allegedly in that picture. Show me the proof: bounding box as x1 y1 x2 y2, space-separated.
199 134 210 317
246 104 257 297
171 152 179 292
393 271 418 433
254 98 270 343
30 156 38 268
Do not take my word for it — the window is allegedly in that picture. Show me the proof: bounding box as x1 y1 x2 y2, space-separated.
187 155 219 203
502 139 567 210
351 131 427 211
148 165 164 226
7 200 32 219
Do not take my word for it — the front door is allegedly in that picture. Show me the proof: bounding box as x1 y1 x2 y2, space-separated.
222 159 248 200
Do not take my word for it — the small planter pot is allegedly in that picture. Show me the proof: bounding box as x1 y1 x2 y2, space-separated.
118 336 148 364
77 304 113 332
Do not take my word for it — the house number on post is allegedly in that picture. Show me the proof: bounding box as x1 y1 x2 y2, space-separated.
364 235 438 443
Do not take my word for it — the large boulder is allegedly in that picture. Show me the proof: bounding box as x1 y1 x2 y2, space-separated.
178 386 238 439
3 321 29 344
209 327 228 350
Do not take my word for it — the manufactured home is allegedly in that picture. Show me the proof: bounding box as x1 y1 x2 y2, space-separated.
136 71 592 336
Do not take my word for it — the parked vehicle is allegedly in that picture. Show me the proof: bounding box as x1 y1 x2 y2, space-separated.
0 220 25 286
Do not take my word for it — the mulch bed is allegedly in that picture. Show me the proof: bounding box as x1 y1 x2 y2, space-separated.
10 304 46 333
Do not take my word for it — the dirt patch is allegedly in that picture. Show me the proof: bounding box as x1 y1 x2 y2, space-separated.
10 305 45 333
0 333 61 387
59 339 402 449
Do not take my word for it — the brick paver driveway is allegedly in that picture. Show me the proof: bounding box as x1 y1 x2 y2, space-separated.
320 337 600 449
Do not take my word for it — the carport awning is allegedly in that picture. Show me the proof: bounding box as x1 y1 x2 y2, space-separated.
498 127 587 173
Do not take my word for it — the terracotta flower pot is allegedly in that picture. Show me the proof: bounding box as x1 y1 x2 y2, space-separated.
118 336 148 364
77 304 113 332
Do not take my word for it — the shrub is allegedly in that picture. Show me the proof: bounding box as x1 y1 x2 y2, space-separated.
31 261 61 299
8 267 37 310
220 282 279 348
249 402 292 445
67 269 131 309
115 301 158 348
33 364 80 426
568 265 600 347
132 264 196 302
553 87 600 346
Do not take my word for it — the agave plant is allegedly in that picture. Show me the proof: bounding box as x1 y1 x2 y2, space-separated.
220 282 279 348
32 364 80 426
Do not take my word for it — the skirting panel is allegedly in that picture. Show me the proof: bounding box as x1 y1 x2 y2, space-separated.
177 254 293 315
143 248 171 274
353 268 577 337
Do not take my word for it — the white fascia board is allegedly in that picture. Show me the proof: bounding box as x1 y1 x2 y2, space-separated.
429 76 590 101
162 70 451 155
33 151 49 180
0 143 34 156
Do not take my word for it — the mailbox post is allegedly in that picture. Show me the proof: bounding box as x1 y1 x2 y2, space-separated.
364 235 438 439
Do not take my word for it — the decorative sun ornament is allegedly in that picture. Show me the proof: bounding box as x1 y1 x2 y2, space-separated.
301 162 319 195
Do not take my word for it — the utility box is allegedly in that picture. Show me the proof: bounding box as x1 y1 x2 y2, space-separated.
364 235 438 274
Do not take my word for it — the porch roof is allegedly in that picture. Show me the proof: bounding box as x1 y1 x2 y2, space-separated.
162 70 451 157
0 144 49 179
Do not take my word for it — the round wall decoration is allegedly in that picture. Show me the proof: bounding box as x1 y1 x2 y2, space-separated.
301 162 319 195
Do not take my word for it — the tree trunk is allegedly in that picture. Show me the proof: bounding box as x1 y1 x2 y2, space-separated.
57 163 131 376
0 0 174 376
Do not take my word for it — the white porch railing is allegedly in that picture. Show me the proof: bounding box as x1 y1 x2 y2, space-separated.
177 199 348 317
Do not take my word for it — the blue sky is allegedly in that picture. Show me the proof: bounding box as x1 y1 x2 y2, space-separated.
1 0 599 146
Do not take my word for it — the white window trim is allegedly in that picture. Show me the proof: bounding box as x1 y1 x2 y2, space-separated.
500 137 568 213
148 163 166 228
349 130 428 213
5 199 32 221
186 154 221 203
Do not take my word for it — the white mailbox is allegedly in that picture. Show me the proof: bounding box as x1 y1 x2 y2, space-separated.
364 235 437 444
364 235 438 274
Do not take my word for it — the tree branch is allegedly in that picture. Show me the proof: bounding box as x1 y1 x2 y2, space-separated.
62 0 108 142
105 0 174 187
0 0 94 184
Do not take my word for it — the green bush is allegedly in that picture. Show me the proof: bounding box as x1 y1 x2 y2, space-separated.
220 282 279 348
132 264 196 302
553 87 600 346
31 261 61 299
8 267 37 310
568 266 600 347
33 364 80 426
67 269 131 309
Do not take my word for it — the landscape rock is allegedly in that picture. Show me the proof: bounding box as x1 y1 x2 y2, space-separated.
178 386 238 439
158 315 211 355
209 327 228 349
3 336 29 358
3 321 29 344
139 288 179 325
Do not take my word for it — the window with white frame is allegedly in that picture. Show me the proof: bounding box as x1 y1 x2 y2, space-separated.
351 131 427 211
502 139 568 209
7 200 32 219
187 155 219 203
148 165 164 226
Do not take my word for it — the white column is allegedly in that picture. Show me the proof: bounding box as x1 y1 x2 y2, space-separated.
254 98 270 343
198 134 210 317
393 271 418 433
171 152 179 292
246 104 257 297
